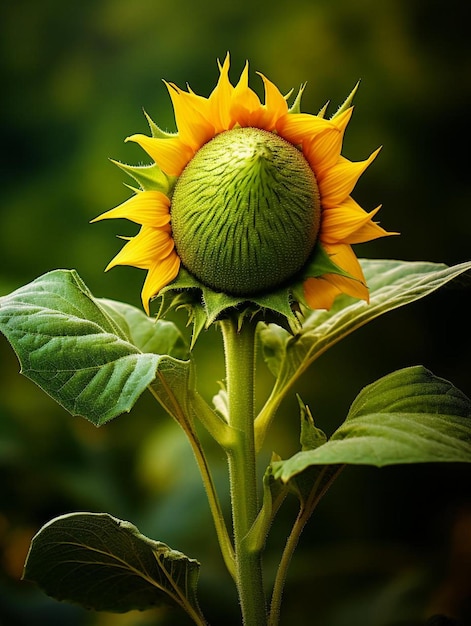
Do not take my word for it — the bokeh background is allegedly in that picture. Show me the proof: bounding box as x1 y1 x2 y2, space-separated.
1 0 470 624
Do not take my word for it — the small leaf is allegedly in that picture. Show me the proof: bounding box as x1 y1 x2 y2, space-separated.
23 512 206 623
274 366 471 483
212 386 229 421
298 395 327 451
0 270 187 425
280 397 337 510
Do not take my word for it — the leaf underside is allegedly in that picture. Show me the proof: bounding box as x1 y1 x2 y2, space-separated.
23 512 204 620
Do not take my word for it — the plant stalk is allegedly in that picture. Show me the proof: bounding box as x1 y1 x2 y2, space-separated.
220 317 267 626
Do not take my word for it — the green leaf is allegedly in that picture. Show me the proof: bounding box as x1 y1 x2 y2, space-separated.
259 259 471 383
23 512 206 624
0 270 187 425
278 398 339 510
97 298 188 359
274 366 471 483
298 395 327 451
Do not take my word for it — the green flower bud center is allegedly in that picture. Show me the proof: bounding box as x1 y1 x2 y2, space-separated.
171 127 320 295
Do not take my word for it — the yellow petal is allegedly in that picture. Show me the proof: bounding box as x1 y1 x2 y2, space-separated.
324 242 369 300
232 62 261 111
258 72 289 126
321 202 390 244
229 62 266 127
323 271 369 302
302 127 344 175
92 191 171 227
302 107 354 173
276 112 335 145
304 243 369 309
126 134 194 177
141 251 181 314
210 53 235 132
164 82 215 150
106 225 173 271
319 148 381 209
331 198 397 243
303 276 341 310
330 106 354 133
325 242 366 279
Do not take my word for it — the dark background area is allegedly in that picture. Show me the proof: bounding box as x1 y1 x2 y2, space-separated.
1 1 470 624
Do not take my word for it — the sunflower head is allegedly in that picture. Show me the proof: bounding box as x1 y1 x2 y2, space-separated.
93 55 394 330
171 126 320 296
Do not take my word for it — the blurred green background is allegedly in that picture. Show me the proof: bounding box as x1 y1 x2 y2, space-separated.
1 0 470 624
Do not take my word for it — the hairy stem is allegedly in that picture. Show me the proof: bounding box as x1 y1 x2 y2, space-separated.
149 382 235 580
268 466 344 626
220 317 267 626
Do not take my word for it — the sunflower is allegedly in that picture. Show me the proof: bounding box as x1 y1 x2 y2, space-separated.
93 55 393 319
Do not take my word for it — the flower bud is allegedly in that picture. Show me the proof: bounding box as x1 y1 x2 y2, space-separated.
171 127 321 295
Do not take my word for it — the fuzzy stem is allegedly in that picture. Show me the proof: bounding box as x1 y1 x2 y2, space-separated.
268 465 345 626
220 317 267 626
149 383 235 580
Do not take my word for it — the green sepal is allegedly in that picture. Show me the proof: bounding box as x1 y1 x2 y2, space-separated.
143 109 177 139
158 266 301 335
158 268 208 347
157 243 356 336
23 512 206 623
288 83 306 114
331 81 360 119
291 242 359 307
316 101 330 118
111 159 175 194
202 284 299 329
159 290 207 350
301 242 356 280
289 83 358 119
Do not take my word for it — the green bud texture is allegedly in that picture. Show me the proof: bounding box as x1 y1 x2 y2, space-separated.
171 127 321 295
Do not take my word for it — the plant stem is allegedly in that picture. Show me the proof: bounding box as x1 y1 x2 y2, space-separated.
149 382 235 580
268 506 307 626
268 466 345 626
220 317 267 626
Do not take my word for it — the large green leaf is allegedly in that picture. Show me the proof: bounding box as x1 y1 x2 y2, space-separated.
259 259 471 383
274 366 471 483
0 270 188 425
23 512 206 624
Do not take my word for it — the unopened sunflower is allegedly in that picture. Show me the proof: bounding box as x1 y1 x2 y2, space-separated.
93 56 394 322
